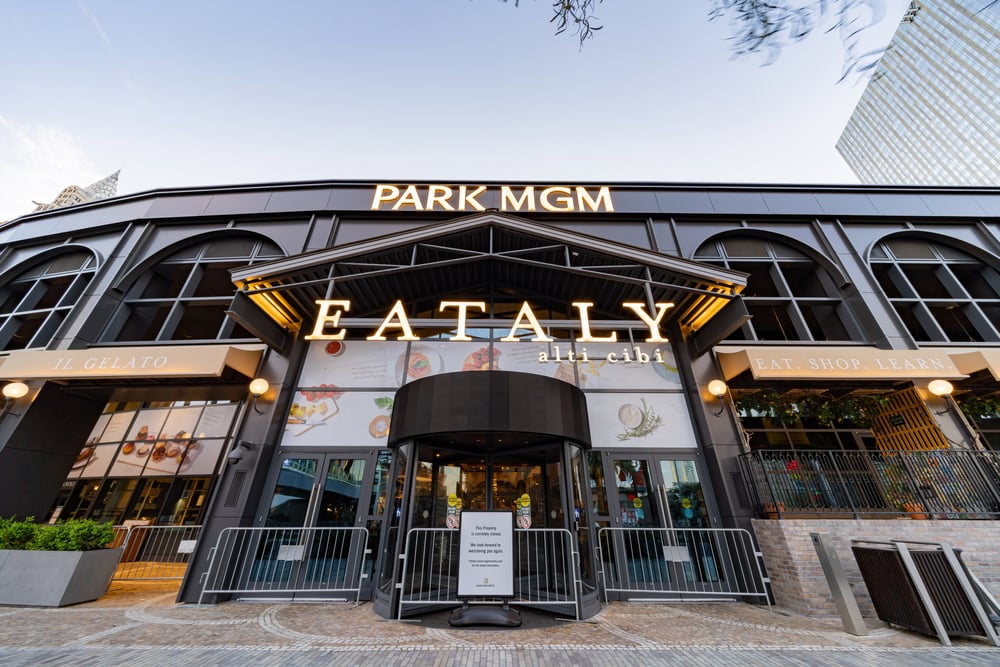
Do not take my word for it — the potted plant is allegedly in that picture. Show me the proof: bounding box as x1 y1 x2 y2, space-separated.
0 517 122 607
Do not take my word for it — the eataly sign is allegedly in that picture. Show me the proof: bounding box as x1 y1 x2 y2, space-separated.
305 300 675 343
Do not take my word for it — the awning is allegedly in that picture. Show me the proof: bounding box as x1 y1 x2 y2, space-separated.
0 344 266 381
946 349 1000 381
716 346 967 382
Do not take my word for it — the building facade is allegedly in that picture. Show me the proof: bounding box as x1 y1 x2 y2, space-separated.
836 0 1000 186
0 180 998 618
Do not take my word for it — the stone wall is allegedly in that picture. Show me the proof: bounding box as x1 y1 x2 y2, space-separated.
751 519 1000 618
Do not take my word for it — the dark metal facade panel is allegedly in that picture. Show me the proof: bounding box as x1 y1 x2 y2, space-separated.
144 194 214 218
917 194 990 217
264 188 337 213
707 192 770 214
760 192 823 215
654 190 715 214
203 191 274 216
813 192 880 215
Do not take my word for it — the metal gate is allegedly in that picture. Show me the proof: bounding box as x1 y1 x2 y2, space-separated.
197 526 369 604
597 527 770 607
397 528 580 620
112 525 202 581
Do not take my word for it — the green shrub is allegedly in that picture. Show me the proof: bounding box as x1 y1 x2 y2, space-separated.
0 517 39 549
0 518 116 551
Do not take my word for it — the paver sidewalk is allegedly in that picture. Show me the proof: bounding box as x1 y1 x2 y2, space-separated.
0 581 996 665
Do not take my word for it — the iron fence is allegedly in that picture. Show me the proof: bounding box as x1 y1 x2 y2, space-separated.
596 527 770 606
397 528 580 620
197 526 370 605
112 524 202 581
739 449 1000 520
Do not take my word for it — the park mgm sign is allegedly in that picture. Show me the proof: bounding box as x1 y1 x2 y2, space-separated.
371 184 615 213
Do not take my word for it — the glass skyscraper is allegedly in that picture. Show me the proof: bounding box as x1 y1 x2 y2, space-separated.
837 0 999 185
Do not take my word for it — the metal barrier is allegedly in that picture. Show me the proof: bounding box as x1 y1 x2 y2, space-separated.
597 527 770 608
397 528 580 620
198 526 369 605
113 525 202 581
740 449 1000 519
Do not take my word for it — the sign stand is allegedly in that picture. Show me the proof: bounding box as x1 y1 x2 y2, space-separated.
448 510 521 627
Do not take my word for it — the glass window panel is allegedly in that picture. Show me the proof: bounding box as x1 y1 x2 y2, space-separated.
901 265 953 298
748 304 797 340
265 458 318 527
692 240 720 258
174 303 227 340
871 264 906 298
769 242 807 259
953 265 1000 299
887 239 935 259
723 238 768 258
730 262 781 297
203 238 257 259
138 265 190 299
46 252 91 274
780 264 827 297
802 304 849 341
894 304 935 341
192 265 239 297
930 304 981 342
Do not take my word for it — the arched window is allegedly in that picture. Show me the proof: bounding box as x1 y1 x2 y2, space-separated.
104 236 282 342
870 237 1000 342
0 250 96 350
694 236 857 342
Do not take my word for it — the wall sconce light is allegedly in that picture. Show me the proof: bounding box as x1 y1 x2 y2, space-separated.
227 440 254 465
248 377 270 415
707 379 728 417
928 379 954 415
1 381 29 419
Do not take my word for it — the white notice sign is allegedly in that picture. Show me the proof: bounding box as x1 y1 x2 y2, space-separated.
457 511 514 598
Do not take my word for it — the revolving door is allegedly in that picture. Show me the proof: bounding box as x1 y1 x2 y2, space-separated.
371 371 600 619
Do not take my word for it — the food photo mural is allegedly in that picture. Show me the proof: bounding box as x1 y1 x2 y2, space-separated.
285 390 395 446
572 342 681 390
299 340 408 388
585 393 696 448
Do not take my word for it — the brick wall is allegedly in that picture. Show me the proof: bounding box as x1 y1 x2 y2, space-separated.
751 519 1000 617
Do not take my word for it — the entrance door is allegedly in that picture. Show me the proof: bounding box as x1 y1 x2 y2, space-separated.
259 449 390 599
374 440 599 619
591 451 715 599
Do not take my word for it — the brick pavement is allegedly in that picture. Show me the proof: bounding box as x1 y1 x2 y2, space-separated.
0 581 996 665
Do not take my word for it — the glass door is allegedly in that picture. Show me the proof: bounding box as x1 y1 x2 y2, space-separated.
259 450 387 599
593 451 716 599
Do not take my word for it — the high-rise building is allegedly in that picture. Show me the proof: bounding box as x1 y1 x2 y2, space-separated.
836 0 1000 185
30 169 121 213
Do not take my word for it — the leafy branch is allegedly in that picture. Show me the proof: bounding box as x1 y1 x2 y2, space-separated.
734 389 890 428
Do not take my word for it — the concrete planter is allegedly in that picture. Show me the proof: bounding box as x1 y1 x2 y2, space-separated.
0 547 123 607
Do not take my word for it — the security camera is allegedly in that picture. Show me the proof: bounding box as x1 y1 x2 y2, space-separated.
227 440 254 465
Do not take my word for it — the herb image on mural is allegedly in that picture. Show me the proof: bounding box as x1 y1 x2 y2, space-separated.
617 399 663 440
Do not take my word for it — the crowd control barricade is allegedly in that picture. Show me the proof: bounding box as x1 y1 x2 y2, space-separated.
197 526 369 605
112 525 202 581
397 528 580 620
597 527 770 608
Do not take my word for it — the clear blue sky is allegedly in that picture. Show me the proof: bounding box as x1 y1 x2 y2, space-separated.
0 0 908 221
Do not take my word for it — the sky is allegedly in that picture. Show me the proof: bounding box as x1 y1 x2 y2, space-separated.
0 0 910 221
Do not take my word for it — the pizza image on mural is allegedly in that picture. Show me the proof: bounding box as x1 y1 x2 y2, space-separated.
463 347 499 371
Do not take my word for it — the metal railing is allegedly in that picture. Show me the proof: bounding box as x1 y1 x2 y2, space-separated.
112 525 202 581
198 526 370 605
597 527 770 607
397 528 580 620
739 449 1000 520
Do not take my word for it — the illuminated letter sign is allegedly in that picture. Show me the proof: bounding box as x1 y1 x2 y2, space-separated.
371 184 614 212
